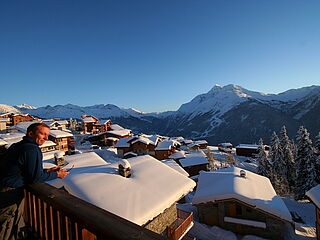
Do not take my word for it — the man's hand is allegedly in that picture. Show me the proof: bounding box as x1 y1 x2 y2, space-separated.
57 168 69 179
47 166 61 172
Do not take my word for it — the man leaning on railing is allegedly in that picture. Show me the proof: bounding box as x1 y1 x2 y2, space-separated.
0 123 69 240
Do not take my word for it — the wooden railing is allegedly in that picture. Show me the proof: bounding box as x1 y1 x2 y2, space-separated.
24 183 167 240
167 209 193 240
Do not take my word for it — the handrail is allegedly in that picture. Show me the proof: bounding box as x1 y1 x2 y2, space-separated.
168 209 193 240
24 182 167 240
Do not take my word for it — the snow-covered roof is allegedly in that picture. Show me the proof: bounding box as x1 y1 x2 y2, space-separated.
110 124 124 130
82 116 96 123
155 140 176 150
192 167 292 222
161 159 189 177
306 184 320 209
131 136 154 145
40 140 57 148
103 129 131 137
114 137 132 148
124 151 137 157
236 144 259 149
219 143 233 147
194 140 208 145
139 134 159 145
106 137 119 141
96 119 110 125
49 130 73 138
179 151 209 167
169 151 186 159
49 154 196 226
15 121 38 133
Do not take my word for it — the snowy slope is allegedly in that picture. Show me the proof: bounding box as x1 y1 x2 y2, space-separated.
0 104 22 114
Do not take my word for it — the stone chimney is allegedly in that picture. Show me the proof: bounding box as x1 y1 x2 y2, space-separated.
118 159 131 178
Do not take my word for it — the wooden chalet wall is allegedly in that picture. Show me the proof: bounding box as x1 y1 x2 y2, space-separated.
235 148 259 157
12 114 34 125
182 164 208 177
195 199 289 239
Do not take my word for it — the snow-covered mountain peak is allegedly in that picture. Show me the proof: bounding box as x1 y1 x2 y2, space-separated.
15 104 37 109
177 84 254 116
0 104 22 114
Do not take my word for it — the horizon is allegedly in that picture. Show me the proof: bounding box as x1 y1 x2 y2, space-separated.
1 1 320 112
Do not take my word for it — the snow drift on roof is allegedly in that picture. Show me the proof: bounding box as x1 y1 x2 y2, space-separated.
179 151 208 167
49 154 196 226
306 184 320 209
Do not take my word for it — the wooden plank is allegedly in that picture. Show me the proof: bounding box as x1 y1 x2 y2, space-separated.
26 183 167 240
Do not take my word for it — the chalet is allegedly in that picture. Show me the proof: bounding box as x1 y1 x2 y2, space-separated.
92 119 111 134
169 150 186 161
43 120 69 130
236 144 260 157
0 119 7 131
11 113 35 125
0 113 13 126
81 115 99 133
49 153 196 239
39 140 57 153
49 130 74 153
88 124 132 146
130 136 157 157
115 137 135 158
306 184 320 240
194 140 208 149
155 140 179 160
178 151 209 177
218 143 233 153
192 167 293 239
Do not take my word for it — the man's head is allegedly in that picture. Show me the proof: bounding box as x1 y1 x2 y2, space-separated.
26 123 50 146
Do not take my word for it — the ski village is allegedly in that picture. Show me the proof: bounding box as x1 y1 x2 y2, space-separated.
0 96 319 240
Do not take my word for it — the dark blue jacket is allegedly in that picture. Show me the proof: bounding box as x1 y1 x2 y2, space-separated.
0 136 58 188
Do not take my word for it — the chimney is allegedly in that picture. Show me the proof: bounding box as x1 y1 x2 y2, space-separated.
240 170 246 178
54 151 65 166
118 159 131 178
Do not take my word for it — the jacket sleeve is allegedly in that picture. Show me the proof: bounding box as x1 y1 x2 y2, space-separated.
22 147 58 184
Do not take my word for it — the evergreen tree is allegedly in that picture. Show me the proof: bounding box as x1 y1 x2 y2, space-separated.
270 132 288 195
279 126 296 194
315 132 320 183
257 138 273 181
295 126 317 200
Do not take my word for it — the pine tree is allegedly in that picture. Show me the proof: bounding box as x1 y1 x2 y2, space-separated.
270 131 288 195
295 126 317 200
257 138 273 181
279 126 296 194
314 132 320 183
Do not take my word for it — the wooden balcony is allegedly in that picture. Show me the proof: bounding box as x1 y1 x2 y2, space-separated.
24 183 167 240
167 209 193 240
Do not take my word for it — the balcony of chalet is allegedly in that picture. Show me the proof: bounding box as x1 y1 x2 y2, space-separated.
23 183 194 240
167 209 193 240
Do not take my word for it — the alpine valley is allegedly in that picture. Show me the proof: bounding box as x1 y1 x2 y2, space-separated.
2 84 320 145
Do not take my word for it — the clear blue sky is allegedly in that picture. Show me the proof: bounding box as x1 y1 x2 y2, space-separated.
1 0 319 112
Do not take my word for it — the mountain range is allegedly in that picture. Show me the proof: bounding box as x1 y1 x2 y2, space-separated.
2 84 320 145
